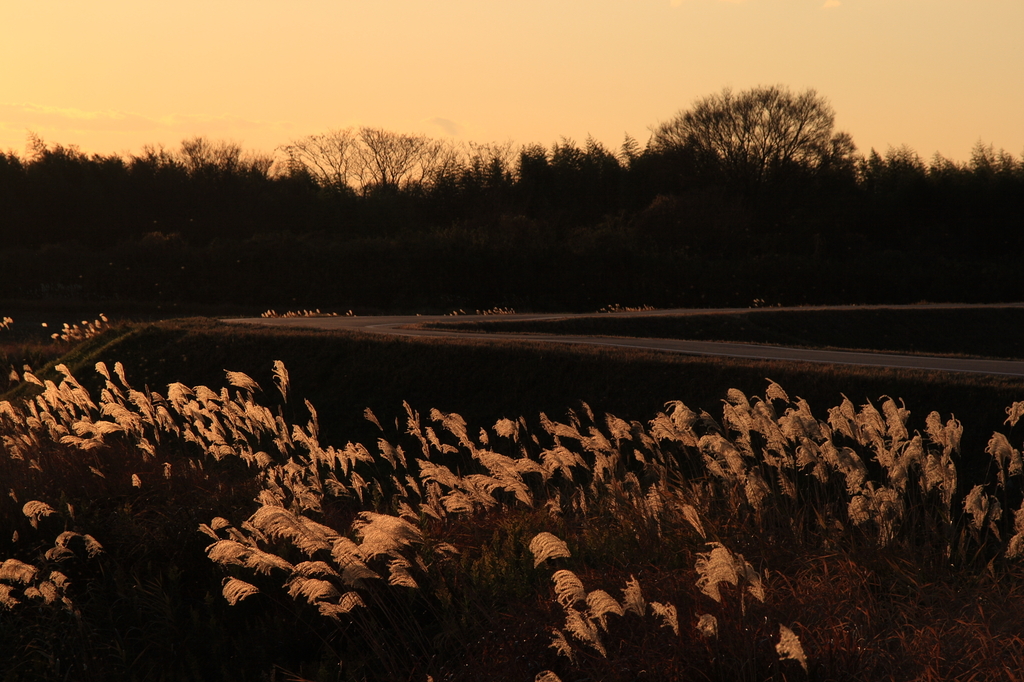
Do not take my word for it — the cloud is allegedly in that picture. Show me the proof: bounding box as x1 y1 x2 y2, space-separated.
672 0 747 6
0 103 273 133
822 0 841 7
0 102 288 152
427 117 463 137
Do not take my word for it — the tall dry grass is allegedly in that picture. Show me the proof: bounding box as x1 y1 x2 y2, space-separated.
2 360 1023 680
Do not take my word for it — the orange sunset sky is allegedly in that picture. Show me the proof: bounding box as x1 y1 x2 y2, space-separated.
2 0 1022 163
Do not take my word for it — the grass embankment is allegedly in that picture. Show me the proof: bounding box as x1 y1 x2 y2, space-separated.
6 317 1022 465
424 305 1024 359
2 317 1024 681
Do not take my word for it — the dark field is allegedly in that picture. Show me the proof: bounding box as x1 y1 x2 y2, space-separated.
2 310 1024 681
423 305 1024 360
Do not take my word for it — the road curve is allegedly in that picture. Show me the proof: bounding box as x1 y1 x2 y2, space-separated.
223 305 1024 378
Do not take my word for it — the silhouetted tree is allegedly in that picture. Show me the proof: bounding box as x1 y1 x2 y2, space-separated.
426 141 516 220
355 127 461 194
277 128 361 192
515 143 554 215
650 85 856 197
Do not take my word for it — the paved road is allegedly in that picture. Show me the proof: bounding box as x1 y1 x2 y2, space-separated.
224 304 1024 378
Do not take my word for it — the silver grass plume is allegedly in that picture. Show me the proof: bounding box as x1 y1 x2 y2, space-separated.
377 438 406 469
698 434 745 481
1006 501 1024 559
881 397 910 442
964 485 988 532
49 571 70 591
765 380 790 403
848 484 904 546
330 537 380 586
0 585 20 609
222 577 259 605
271 360 290 403
225 370 261 394
45 538 76 562
1007 402 1024 428
888 434 924 492
22 500 57 529
440 490 475 515
723 389 754 453
214 544 285 578
605 414 632 442
318 592 365 619
586 589 624 631
249 506 335 555
113 362 130 391
549 629 576 663
926 411 962 458
529 532 571 567
353 512 422 559
696 613 718 638
751 400 788 459
678 503 707 539
963 484 1001 535
206 540 251 567
622 575 645 617
649 404 698 446
431 408 472 450
776 624 809 671
292 560 341 580
986 433 1022 489
493 417 519 441
287 577 340 604
81 534 104 557
695 542 764 604
424 426 455 455
0 558 37 583
551 569 585 608
854 401 888 458
827 396 856 440
540 446 585 482
34 579 59 605
564 605 606 657
387 557 419 588
650 601 679 636
418 459 461 489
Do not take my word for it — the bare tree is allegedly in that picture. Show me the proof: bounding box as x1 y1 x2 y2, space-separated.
651 85 855 192
463 140 516 185
277 128 359 190
179 136 244 175
355 127 429 191
279 126 474 193
412 137 464 188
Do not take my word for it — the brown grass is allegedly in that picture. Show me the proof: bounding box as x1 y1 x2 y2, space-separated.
3 316 1024 680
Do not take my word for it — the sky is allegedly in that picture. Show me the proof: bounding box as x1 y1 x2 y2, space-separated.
2 0 1022 164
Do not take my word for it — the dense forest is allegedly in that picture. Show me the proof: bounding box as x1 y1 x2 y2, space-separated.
2 86 1022 312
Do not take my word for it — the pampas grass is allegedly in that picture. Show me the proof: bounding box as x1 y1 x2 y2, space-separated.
529 532 571 567
221 577 259 605
3 357 1024 680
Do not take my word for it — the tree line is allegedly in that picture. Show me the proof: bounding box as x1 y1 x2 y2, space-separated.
0 86 1021 309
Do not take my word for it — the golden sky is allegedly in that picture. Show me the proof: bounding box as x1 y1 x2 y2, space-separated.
2 0 1021 162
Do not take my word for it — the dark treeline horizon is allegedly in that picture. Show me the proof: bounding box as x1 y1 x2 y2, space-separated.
2 86 1023 311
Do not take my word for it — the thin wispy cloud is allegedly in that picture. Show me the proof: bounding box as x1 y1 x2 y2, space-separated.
0 103 272 133
428 117 463 137
0 103 289 153
671 0 747 6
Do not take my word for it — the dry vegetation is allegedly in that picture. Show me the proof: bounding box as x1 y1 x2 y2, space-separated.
3 333 1024 680
422 306 1024 360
